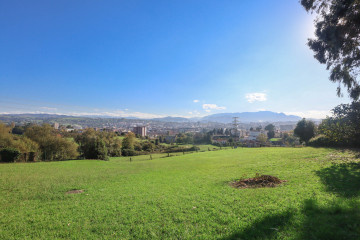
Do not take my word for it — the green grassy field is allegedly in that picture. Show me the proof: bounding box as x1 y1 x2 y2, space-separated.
1 147 359 239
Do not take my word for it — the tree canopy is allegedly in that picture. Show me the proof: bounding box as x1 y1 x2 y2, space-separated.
301 0 360 100
317 101 360 147
265 124 276 139
294 118 316 144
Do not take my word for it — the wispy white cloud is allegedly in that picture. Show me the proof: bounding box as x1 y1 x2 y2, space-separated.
193 99 199 103
284 110 331 119
205 109 211 113
245 93 267 103
40 107 57 111
202 103 226 110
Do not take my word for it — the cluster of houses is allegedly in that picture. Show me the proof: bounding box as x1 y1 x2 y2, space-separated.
211 130 268 145
211 125 296 146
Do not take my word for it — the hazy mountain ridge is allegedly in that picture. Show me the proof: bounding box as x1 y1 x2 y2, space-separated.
200 111 302 123
0 111 305 124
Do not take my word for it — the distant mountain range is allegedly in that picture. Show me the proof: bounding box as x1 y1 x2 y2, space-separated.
0 111 305 124
150 111 302 123
199 111 302 123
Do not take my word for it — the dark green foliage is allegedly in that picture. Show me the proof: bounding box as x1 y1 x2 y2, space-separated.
265 124 275 139
11 126 25 135
301 0 360 100
122 148 136 156
308 134 333 147
189 146 200 151
121 132 135 150
165 145 199 153
175 133 193 144
141 141 154 152
317 101 360 147
0 122 39 156
107 137 122 157
75 128 121 160
25 124 78 161
282 132 298 146
294 118 316 144
80 137 108 160
75 130 108 160
0 148 21 162
95 139 108 161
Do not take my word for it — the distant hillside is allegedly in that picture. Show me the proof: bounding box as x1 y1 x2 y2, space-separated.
151 117 191 122
200 111 302 123
0 111 304 125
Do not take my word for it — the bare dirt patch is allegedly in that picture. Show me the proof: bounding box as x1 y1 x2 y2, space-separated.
231 174 286 189
65 189 84 194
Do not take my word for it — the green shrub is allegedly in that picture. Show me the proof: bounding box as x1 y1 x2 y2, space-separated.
122 148 136 156
308 134 333 147
189 146 200 151
0 148 21 162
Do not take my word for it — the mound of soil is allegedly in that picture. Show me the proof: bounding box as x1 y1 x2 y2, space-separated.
231 175 286 189
65 189 84 194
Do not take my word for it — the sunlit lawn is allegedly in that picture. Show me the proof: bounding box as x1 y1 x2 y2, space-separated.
1 147 359 239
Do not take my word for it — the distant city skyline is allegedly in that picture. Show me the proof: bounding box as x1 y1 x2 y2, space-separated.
0 0 351 119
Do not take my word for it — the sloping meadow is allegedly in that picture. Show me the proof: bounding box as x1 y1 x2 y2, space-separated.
0 147 359 239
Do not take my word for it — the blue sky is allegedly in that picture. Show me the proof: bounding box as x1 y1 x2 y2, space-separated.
0 0 351 119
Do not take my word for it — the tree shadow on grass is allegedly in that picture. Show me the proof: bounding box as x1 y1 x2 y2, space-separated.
222 210 294 240
222 200 360 240
223 161 360 240
316 162 360 198
297 199 360 240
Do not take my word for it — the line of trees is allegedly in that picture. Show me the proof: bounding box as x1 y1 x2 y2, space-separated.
294 101 360 148
0 122 205 162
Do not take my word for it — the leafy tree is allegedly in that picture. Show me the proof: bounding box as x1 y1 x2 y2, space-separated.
108 137 122 157
122 132 135 150
256 134 268 145
26 124 79 161
75 128 110 160
141 141 154 152
134 141 142 151
317 101 360 147
96 130 121 157
0 122 39 161
94 139 108 161
294 119 316 144
265 124 276 139
175 133 193 144
301 0 360 100
282 132 299 146
122 132 136 156
11 125 25 135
